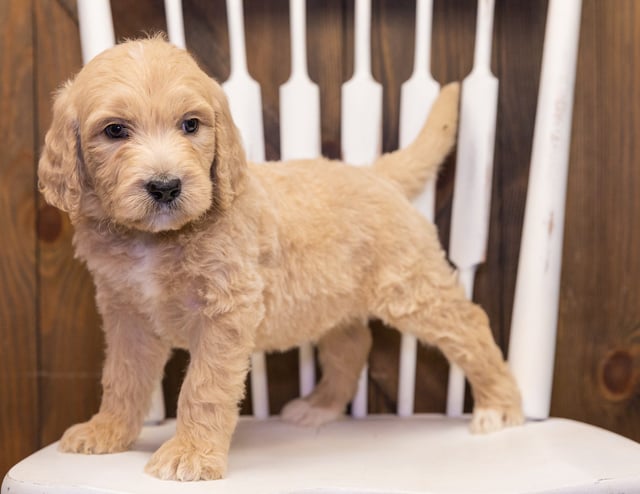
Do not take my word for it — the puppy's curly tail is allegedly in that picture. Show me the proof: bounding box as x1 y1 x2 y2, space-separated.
372 82 460 199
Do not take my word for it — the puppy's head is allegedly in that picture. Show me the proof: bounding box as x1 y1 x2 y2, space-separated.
39 36 246 232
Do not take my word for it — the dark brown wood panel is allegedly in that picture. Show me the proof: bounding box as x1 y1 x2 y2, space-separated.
308 0 349 160
484 0 547 353
554 0 640 441
243 0 291 161
0 0 38 478
182 0 231 82
34 0 103 445
111 0 167 39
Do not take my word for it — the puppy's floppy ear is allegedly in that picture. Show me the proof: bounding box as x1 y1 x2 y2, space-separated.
38 81 84 214
210 80 247 210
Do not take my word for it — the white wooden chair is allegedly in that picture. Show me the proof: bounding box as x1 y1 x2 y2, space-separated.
5 0 640 492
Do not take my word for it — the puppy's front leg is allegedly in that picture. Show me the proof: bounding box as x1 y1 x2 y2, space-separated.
145 310 254 481
60 306 171 454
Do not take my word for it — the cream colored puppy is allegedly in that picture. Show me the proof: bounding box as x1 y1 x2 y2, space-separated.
39 37 523 481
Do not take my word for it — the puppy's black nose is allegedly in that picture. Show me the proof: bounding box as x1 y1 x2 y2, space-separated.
146 178 182 204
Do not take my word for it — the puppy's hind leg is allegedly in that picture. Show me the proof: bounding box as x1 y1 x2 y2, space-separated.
371 254 524 433
281 319 372 427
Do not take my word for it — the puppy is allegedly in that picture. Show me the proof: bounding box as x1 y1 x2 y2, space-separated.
38 36 523 481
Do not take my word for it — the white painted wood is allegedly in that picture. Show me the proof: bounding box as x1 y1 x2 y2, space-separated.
397 334 418 417
340 0 383 167
144 381 166 425
77 0 115 65
351 366 368 419
249 353 269 419
6 417 640 493
508 0 583 420
221 0 270 419
279 0 321 160
446 0 498 417
396 0 439 418
297 343 315 398
341 0 382 418
279 0 321 399
398 0 439 156
163 0 186 49
222 0 266 164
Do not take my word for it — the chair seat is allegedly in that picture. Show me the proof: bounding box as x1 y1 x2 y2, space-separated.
4 415 640 494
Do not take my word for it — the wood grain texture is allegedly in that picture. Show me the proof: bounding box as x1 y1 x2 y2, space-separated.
34 0 104 446
4 2 640 474
554 0 640 441
182 0 231 82
308 0 347 159
482 0 547 352
0 0 38 479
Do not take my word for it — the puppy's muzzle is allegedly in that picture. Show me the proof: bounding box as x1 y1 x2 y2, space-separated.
146 178 182 204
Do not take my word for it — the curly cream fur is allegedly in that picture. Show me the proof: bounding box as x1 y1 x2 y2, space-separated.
38 37 523 481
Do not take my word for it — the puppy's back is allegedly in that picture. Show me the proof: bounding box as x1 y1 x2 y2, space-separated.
250 158 434 263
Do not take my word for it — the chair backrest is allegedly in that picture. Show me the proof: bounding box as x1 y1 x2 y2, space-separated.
76 0 583 422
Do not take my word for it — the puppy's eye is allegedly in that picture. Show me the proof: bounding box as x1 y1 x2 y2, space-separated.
104 123 128 139
182 118 199 134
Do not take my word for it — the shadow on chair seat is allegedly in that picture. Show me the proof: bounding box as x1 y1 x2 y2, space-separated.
4 416 640 494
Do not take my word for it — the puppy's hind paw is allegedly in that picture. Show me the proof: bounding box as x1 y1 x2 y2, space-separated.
281 398 342 427
470 406 524 434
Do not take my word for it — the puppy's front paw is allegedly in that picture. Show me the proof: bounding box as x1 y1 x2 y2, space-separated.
281 398 342 427
470 406 524 434
59 414 135 454
145 437 227 481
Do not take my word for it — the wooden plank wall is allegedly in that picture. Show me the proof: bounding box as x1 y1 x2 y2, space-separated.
0 0 39 478
1 0 639 478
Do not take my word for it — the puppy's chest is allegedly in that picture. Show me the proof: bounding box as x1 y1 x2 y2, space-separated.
109 242 198 340
126 245 165 304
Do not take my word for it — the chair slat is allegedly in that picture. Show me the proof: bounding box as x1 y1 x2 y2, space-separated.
279 0 321 400
222 0 266 162
249 353 269 419
508 0 583 420
341 0 383 418
279 0 321 161
341 0 382 167
163 0 186 49
396 0 439 418
222 0 270 419
447 0 498 417
77 0 115 65
397 334 418 417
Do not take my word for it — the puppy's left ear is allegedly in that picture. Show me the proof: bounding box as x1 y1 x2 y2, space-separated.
210 80 248 210
38 81 84 214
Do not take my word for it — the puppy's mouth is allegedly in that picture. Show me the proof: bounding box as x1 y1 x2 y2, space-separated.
136 192 195 232
105 172 213 233
145 207 188 232
103 184 188 233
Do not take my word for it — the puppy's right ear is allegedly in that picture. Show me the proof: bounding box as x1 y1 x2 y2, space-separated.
209 79 248 211
38 81 83 214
